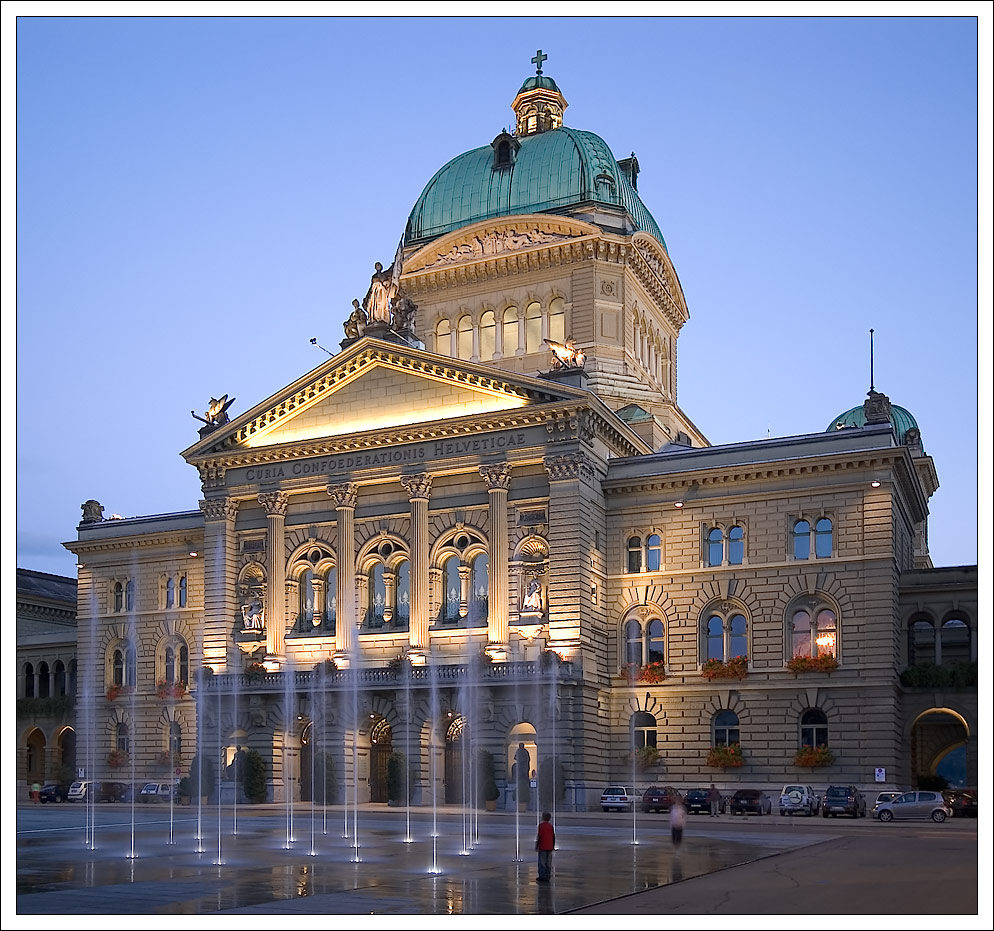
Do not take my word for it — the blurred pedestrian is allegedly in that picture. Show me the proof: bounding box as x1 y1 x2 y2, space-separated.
535 811 555 882
669 797 687 851
708 784 722 817
31 782 41 804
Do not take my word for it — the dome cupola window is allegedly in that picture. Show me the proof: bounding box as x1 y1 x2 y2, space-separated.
491 131 520 170
511 50 568 137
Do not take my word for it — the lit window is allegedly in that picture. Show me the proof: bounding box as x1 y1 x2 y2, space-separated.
502 307 518 356
435 318 451 356
457 314 473 360
525 301 542 353
789 601 838 661
549 297 566 345
479 311 496 361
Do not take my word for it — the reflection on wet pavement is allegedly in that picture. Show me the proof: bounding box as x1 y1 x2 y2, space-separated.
16 808 822 914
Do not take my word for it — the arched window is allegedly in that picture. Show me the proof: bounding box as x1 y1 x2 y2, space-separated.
713 710 740 746
549 297 566 345
800 709 828 748
165 577 175 609
941 618 970 664
479 310 496 361
814 518 833 558
113 582 124 613
792 520 811 560
116 722 130 754
366 563 387 628
525 301 542 353
502 307 518 356
38 662 50 699
470 553 489 624
646 534 662 572
704 609 749 663
435 318 451 355
728 526 744 565
706 615 725 661
24 662 35 699
439 555 461 624
164 642 189 684
125 580 135 612
631 711 657 750
707 528 724 567
790 610 811 658
68 660 77 696
496 140 511 167
457 314 473 360
324 567 337 632
627 536 642 573
647 619 665 664
169 721 182 756
179 576 187 607
624 619 643 666
395 560 411 628
113 641 138 688
54 661 66 696
729 614 748 658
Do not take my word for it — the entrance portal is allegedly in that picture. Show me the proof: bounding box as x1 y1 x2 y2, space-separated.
369 717 392 803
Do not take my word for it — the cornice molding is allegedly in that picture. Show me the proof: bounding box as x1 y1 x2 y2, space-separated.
66 528 203 556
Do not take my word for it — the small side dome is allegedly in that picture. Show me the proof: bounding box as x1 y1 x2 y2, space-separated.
827 402 921 446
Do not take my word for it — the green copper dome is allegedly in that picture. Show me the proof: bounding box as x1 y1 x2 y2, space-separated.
827 403 920 445
405 126 666 248
518 74 561 94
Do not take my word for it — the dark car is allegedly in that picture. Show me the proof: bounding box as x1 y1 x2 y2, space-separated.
729 789 772 815
943 790 977 818
685 788 725 814
641 785 681 813
39 783 71 803
822 785 867 818
96 781 132 803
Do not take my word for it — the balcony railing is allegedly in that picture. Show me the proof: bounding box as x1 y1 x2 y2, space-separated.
197 660 576 694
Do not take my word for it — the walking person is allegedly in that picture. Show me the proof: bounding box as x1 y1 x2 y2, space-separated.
535 811 555 883
31 782 41 805
708 783 722 817
669 796 687 853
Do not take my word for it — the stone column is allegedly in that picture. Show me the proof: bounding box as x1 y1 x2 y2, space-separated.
480 462 512 650
258 490 289 661
328 483 359 660
199 496 239 671
400 473 432 656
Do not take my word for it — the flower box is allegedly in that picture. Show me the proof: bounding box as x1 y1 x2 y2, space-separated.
701 655 749 681
107 749 129 769
619 662 666 684
786 654 838 676
794 745 834 767
156 680 187 700
624 746 660 770
706 743 745 768
105 684 134 702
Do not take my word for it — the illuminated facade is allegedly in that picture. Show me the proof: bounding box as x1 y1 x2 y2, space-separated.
62 59 977 807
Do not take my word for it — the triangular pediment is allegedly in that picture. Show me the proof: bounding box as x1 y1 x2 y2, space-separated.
182 337 589 460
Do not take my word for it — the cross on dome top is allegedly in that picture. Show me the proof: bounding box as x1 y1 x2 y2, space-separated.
532 49 547 74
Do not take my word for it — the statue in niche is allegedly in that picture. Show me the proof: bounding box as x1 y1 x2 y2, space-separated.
192 394 236 429
240 589 265 632
521 577 545 614
344 299 367 339
362 261 398 325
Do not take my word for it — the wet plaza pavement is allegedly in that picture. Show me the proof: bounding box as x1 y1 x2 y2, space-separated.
13 802 829 915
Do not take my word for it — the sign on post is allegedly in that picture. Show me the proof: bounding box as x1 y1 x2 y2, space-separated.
874 767 886 782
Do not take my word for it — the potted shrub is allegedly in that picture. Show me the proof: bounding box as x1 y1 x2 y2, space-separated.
244 662 267 683
241 749 268 804
477 749 499 811
177 776 193 805
313 658 338 677
786 654 839 676
794 744 834 767
386 654 411 678
706 743 745 768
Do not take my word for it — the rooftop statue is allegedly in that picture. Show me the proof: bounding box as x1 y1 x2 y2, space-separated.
192 394 236 429
362 261 399 325
392 295 417 332
344 299 368 339
545 336 586 370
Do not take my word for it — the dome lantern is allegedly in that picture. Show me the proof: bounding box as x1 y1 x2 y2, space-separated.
512 50 568 136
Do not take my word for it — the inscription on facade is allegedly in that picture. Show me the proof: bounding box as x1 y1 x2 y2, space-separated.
234 430 535 485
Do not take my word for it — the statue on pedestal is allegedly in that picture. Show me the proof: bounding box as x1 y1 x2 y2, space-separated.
362 262 398 325
344 299 367 339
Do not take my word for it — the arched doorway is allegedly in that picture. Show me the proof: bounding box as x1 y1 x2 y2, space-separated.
300 721 314 802
58 727 76 780
444 715 468 804
507 723 537 809
369 717 392 803
910 708 970 788
25 728 46 784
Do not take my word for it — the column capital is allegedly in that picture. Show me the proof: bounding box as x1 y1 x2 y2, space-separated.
479 461 512 491
200 497 239 522
327 482 359 509
258 490 290 517
544 452 594 484
400 472 433 501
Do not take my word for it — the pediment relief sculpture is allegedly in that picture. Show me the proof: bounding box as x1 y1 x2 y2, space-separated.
425 227 574 269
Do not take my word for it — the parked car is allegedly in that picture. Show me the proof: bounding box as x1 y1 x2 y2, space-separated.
641 785 682 813
39 783 71 803
943 790 977 818
685 788 725 814
600 786 636 812
140 782 177 803
872 791 903 812
67 780 90 802
874 790 952 822
729 789 772 815
778 784 820 816
822 785 867 818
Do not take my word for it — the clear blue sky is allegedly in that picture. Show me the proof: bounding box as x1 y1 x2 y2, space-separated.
13 14 981 577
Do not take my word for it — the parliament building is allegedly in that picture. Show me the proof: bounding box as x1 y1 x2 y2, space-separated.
56 58 977 808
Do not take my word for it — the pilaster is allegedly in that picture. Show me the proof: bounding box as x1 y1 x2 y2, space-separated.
199 497 239 671
400 473 432 656
328 483 359 661
258 490 289 661
480 462 512 649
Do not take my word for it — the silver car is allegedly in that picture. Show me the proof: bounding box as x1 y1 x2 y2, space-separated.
874 790 952 822
600 785 636 812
